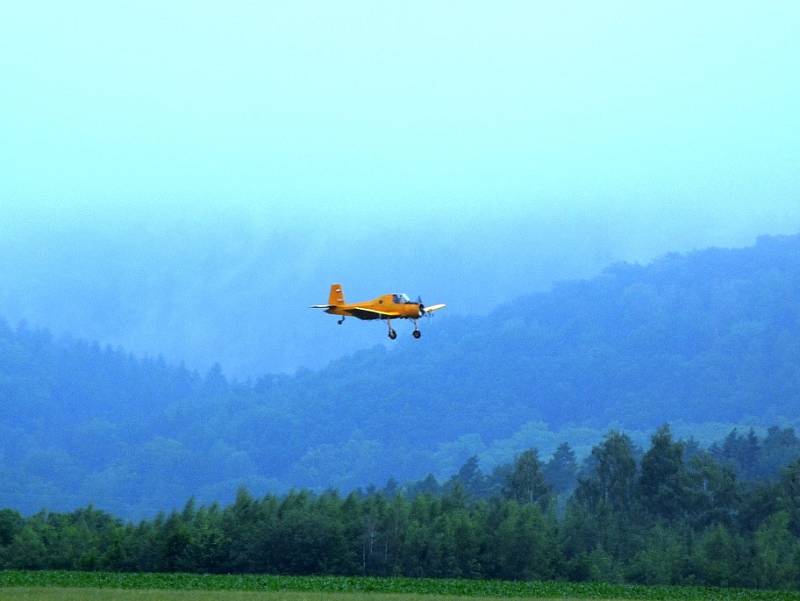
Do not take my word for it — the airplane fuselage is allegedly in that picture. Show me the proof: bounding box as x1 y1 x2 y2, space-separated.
326 294 422 320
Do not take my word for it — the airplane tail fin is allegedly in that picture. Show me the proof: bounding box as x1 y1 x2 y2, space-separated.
328 283 345 306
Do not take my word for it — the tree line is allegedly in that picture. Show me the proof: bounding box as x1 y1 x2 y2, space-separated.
2 424 799 590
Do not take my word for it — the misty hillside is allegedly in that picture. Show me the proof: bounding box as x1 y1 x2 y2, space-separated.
0 214 737 378
1 233 799 517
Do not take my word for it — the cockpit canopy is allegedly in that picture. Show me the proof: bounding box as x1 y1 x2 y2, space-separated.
392 293 412 304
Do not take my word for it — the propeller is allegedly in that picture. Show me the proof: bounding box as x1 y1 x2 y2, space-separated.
417 295 432 318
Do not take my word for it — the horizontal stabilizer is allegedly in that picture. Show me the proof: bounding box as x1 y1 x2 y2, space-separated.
310 304 333 309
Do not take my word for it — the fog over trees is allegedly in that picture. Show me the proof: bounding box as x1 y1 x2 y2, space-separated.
1 210 798 377
1 234 798 517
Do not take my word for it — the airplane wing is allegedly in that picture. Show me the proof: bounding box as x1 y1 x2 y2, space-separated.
422 303 446 314
349 307 401 319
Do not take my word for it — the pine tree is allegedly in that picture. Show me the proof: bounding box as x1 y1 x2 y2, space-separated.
639 425 687 521
506 449 550 507
544 442 578 495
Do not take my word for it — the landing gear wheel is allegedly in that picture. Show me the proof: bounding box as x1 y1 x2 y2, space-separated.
388 329 397 340
412 330 421 339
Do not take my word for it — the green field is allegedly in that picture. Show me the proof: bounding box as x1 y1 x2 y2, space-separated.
1 572 799 601
2 590 546 601
0 590 629 601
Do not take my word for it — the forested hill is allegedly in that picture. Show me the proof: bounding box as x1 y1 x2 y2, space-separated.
285 232 800 439
1 233 799 517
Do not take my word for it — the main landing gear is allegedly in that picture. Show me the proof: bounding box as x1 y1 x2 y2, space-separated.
385 319 422 340
337 316 345 325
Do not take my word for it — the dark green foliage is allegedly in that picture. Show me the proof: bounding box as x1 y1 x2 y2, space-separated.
689 524 747 588
753 511 798 590
505 449 550 507
684 454 738 529
578 432 638 514
448 456 489 499
639 425 687 521
3 426 800 590
780 460 800 536
544 442 578 495
0 509 22 547
710 427 800 484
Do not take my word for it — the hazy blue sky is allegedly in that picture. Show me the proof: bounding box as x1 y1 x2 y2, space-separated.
1 2 799 374
3 2 799 224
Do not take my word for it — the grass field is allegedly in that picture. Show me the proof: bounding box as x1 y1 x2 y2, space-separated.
2 591 780 601
2 571 799 601
2 589 555 601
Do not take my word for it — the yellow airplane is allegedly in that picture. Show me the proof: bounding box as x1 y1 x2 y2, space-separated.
311 283 446 339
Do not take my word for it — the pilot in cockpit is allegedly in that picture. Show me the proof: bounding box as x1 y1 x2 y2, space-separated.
393 293 411 304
